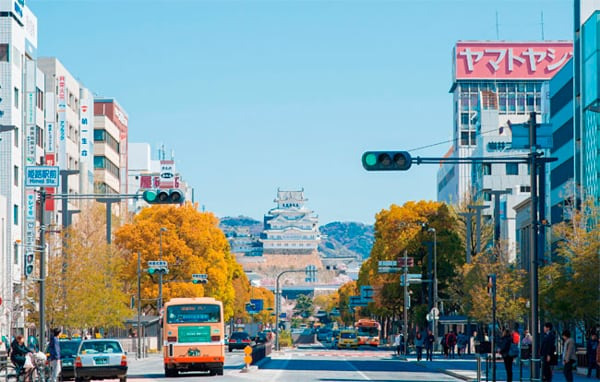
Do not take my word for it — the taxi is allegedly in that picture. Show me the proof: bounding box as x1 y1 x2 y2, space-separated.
337 329 358 349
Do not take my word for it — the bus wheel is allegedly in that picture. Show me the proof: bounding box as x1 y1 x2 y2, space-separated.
165 368 178 378
217 367 224 376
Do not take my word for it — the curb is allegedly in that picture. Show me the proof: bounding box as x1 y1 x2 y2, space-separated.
406 358 475 382
253 356 272 368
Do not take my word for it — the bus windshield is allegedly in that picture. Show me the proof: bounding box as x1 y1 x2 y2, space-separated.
357 326 379 336
167 304 221 324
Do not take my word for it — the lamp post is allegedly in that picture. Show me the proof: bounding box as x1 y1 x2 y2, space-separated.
275 269 308 351
157 227 167 351
428 227 438 348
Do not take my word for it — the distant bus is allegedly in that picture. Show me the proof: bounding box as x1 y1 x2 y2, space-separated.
163 297 224 376
355 319 381 347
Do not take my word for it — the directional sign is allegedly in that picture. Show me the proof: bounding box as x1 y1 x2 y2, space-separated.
360 286 374 301
509 122 553 149
378 267 402 274
25 166 60 187
148 261 168 267
378 260 397 267
349 296 368 308
407 273 422 279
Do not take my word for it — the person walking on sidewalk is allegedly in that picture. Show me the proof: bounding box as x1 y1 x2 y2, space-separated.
393 332 402 356
562 330 576 382
499 329 515 382
415 331 424 361
587 332 599 378
540 322 556 382
425 330 435 361
446 330 457 359
48 328 62 382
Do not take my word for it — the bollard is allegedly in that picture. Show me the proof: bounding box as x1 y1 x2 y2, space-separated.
477 355 482 382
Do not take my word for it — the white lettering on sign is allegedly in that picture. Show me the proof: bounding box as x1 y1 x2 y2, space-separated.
46 122 55 153
114 107 128 127
26 191 35 222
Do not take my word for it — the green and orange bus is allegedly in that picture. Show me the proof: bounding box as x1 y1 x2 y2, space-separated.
162 297 224 376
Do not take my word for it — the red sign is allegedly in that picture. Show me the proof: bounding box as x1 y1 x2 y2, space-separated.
455 41 572 80
139 175 180 190
397 257 414 267
45 154 56 211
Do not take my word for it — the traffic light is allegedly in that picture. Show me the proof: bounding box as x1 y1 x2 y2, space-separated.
148 261 169 275
192 274 208 284
142 189 185 204
362 151 412 171
24 252 34 277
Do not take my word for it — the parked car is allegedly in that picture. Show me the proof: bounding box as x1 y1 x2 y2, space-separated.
228 332 255 352
74 339 127 382
337 330 358 349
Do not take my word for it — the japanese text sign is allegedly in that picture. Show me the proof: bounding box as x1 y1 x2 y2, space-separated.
25 166 60 187
455 42 572 80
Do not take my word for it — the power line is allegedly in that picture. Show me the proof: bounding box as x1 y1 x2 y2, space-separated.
406 127 504 153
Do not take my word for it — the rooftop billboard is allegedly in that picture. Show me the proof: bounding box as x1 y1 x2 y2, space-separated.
454 41 573 80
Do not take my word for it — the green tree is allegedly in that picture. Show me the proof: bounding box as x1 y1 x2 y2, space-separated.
294 294 314 318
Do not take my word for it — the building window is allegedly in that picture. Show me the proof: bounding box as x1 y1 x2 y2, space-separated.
0 43 8 61
506 163 519 175
13 204 18 225
461 131 469 146
36 126 43 148
14 87 18 108
14 127 18 147
36 87 44 111
13 165 18 186
483 163 492 175
520 186 531 193
483 191 492 202
94 155 120 179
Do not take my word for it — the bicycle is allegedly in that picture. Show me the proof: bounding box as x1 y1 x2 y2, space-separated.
5 353 50 382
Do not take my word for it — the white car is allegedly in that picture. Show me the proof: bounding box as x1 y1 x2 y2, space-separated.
74 339 127 382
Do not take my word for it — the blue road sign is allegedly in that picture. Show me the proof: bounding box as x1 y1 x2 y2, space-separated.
25 166 60 187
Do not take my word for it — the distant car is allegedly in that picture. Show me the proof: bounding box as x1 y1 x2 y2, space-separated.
74 339 127 382
56 339 82 380
228 332 255 352
317 329 332 342
254 331 270 344
337 330 358 349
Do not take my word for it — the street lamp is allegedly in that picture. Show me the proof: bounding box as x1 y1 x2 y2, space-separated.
157 227 167 351
428 227 439 348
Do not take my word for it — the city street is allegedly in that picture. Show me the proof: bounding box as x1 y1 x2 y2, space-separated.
122 345 462 381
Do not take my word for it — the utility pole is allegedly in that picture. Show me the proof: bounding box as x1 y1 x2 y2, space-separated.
38 189 46 347
157 227 167 352
458 211 474 263
489 189 512 245
403 250 408 355
467 204 487 256
488 274 497 382
529 111 540 381
137 251 142 359
275 269 312 351
96 198 121 244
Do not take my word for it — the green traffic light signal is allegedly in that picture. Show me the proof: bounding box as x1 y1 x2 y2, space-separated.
143 190 158 203
148 268 156 275
142 189 185 204
362 151 412 171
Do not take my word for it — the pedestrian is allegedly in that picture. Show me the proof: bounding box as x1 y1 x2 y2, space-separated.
457 332 467 357
587 332 599 378
596 335 600 377
10 335 34 381
562 329 576 382
540 322 556 382
470 330 479 354
48 328 62 382
442 333 449 358
393 332 402 356
425 330 435 361
415 331 424 361
447 330 457 359
498 328 515 382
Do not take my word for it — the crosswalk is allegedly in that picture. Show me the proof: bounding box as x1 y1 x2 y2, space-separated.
282 349 395 358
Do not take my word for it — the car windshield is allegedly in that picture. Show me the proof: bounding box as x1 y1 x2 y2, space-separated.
341 332 356 339
60 341 81 358
79 341 122 354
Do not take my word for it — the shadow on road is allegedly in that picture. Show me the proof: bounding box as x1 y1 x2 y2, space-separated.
260 359 422 372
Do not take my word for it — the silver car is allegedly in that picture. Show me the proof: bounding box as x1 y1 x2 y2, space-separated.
74 339 127 382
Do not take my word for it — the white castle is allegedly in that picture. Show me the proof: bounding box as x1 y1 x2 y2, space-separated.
261 189 321 254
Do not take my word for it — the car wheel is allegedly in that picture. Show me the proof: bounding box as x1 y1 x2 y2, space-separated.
228 347 232 352
119 377 127 382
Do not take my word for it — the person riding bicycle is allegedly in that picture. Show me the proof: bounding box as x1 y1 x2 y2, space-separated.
10 335 34 379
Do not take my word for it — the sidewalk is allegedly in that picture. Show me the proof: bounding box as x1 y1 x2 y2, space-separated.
405 354 591 382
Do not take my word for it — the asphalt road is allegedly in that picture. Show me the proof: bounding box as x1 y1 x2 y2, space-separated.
115 344 462 381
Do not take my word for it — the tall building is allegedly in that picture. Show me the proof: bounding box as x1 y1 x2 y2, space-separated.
574 2 600 204
38 57 95 228
438 41 573 205
0 2 43 335
94 99 128 195
261 189 320 254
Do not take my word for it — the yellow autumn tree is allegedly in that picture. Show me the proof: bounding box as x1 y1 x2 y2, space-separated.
358 201 464 323
43 204 132 332
114 204 242 321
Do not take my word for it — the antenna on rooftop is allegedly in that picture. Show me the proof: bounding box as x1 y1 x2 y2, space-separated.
541 11 545 40
495 11 500 40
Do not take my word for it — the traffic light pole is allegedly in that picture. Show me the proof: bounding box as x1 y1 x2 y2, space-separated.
403 250 408 356
529 112 540 382
137 251 142 359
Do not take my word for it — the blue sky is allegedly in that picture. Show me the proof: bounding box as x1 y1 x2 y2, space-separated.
29 0 572 224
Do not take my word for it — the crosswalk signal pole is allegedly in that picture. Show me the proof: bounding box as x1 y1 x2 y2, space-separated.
403 250 408 356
